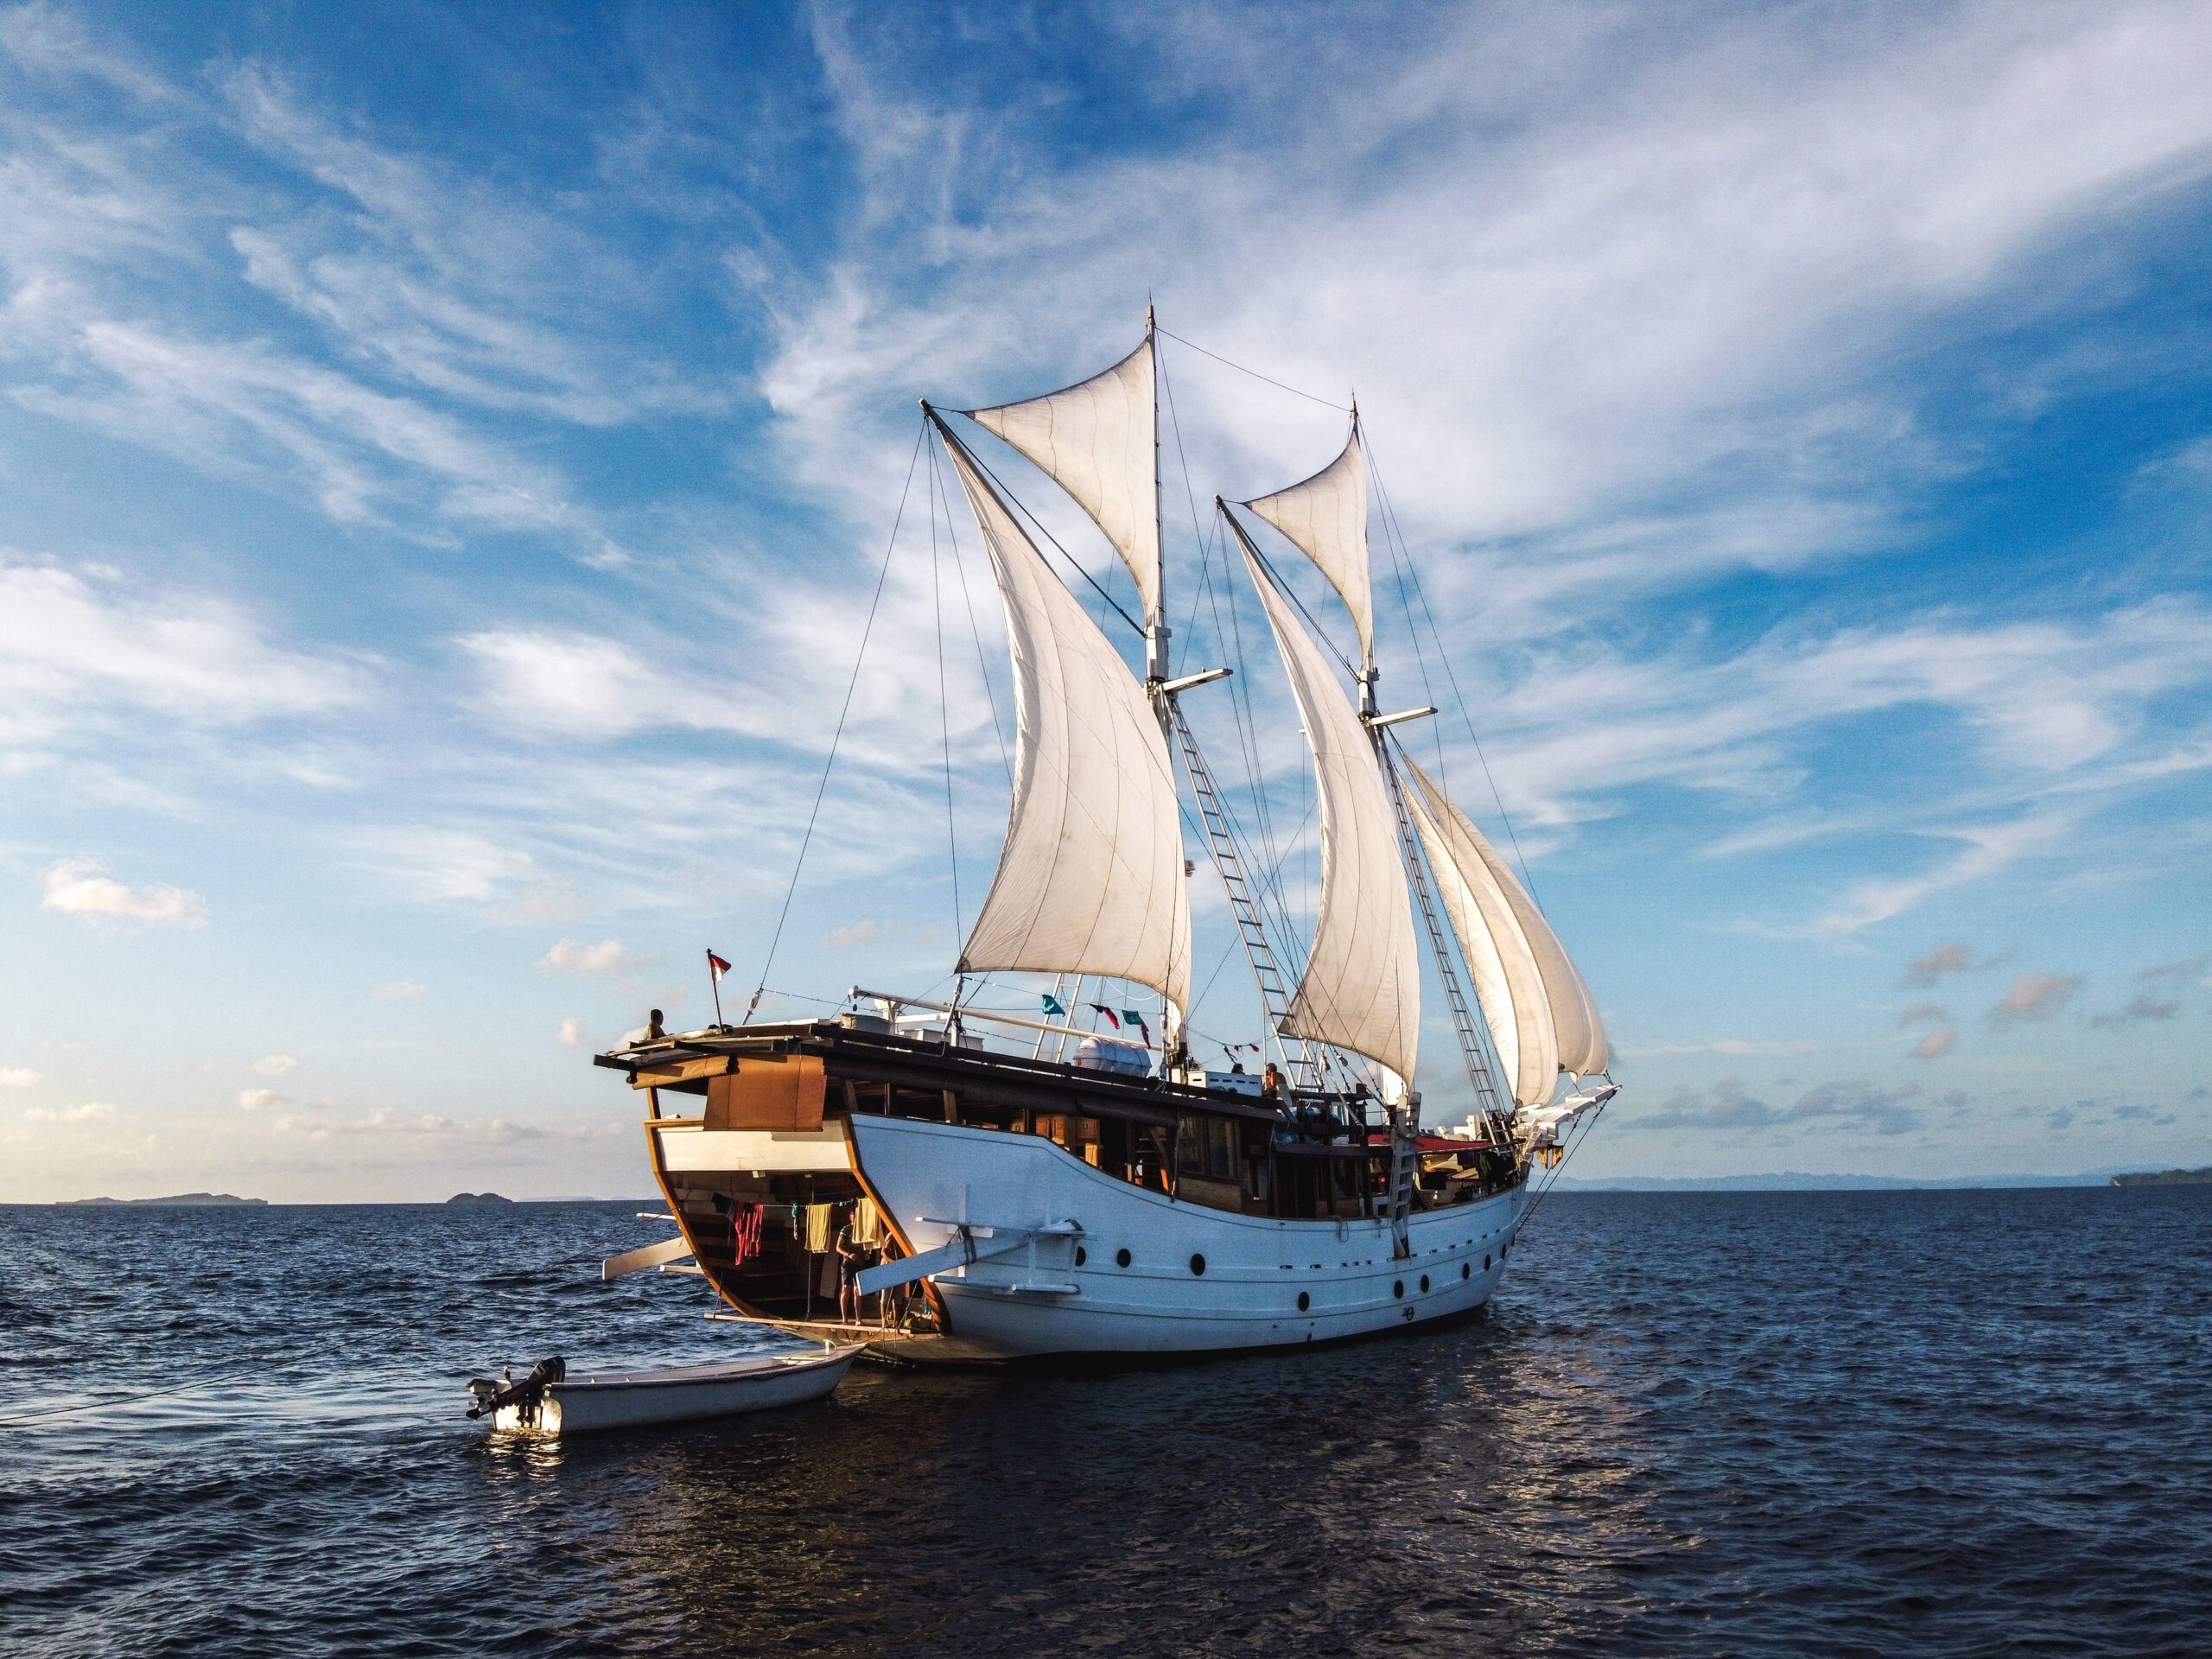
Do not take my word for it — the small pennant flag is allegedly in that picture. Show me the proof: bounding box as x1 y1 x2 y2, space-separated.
1089 1004 1120 1029
1122 1008 1151 1043
1041 995 1066 1017
707 951 731 982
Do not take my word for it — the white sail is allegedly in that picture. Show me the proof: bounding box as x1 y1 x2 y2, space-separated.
938 421 1191 1016
1403 785 1558 1108
1244 421 1372 667
1402 756 1608 1077
1230 514 1418 1084
969 334 1160 626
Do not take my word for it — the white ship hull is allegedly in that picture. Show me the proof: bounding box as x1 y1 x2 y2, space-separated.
849 1115 1526 1363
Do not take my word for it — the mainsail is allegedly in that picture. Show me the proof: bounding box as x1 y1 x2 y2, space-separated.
1401 755 1608 1079
1243 419 1373 668
936 417 1192 1017
968 334 1161 626
1229 512 1418 1084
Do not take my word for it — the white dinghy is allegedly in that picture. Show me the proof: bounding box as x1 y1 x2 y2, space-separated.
466 1344 861 1437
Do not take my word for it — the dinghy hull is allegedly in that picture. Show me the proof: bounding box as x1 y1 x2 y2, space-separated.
490 1345 860 1436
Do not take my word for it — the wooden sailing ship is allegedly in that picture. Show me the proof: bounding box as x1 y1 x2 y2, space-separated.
596 315 1616 1361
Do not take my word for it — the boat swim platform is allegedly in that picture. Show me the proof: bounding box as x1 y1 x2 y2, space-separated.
706 1310 938 1358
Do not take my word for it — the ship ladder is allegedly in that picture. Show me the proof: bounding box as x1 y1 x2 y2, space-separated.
1386 1116 1419 1261
1168 698 1321 1090
1379 742 1513 1147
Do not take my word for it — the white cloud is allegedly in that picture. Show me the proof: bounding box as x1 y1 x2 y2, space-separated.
0 1067 40 1087
237 1087 289 1111
25 1100 118 1122
252 1053 299 1077
41 859 208 926
557 1017 582 1046
538 938 632 976
823 918 887 949
371 980 426 1001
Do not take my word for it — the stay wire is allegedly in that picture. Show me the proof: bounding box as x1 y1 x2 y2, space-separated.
1363 433 1541 903
1155 326 1350 411
745 420 926 1022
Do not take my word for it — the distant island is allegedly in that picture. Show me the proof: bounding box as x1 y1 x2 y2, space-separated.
60 1192 268 1207
2109 1167 2212 1187
446 1192 515 1205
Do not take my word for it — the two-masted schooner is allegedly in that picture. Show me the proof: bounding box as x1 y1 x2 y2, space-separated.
595 315 1616 1361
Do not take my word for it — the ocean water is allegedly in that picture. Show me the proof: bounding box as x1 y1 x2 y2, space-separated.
1 1187 2206 1657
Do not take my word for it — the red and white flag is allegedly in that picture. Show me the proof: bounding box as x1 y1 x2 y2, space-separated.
707 950 731 982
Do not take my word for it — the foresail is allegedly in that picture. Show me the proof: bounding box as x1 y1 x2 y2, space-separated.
938 421 1192 1016
1403 784 1558 1107
1230 514 1418 1083
1244 422 1373 666
1402 756 1608 1077
968 335 1160 626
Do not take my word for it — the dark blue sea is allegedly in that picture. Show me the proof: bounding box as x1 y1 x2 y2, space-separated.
2 1188 2207 1657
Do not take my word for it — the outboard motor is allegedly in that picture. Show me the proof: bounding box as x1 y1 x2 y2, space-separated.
466 1356 565 1424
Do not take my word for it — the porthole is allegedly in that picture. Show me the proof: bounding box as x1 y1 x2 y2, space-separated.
1297 1291 1311 1313
1420 1274 1430 1293
1393 1280 1405 1300
1190 1253 1206 1276
1116 1248 1131 1268
1075 1246 1087 1267
1484 1253 1491 1269
1461 1262 1471 1280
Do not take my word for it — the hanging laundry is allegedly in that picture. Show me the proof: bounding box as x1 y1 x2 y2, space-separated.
853 1198 885 1247
730 1203 764 1268
804 1202 836 1253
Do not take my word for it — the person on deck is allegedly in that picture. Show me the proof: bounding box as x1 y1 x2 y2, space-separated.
645 1008 666 1041
834 1217 871 1325
1262 1063 1284 1104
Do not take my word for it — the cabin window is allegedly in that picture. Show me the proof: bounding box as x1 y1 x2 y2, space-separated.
1484 1253 1491 1268
1176 1115 1238 1182
1393 1280 1405 1300
1462 1262 1471 1279
1420 1274 1430 1293
1075 1246 1087 1267
1116 1248 1132 1268
1297 1291 1311 1312
1190 1253 1206 1276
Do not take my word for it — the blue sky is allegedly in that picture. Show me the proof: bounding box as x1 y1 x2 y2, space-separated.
2 1 2208 1201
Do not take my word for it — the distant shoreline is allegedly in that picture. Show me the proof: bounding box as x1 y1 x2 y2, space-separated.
25 1195 660 1208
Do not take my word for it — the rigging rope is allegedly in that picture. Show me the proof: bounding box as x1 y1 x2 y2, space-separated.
744 421 926 1023
931 438 963 948
0 1358 280 1426
931 439 1014 788
949 423 1145 635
